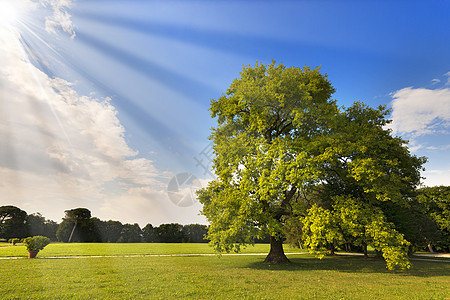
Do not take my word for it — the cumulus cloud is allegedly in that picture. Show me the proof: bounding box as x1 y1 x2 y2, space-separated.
389 87 450 137
38 0 76 39
0 25 208 225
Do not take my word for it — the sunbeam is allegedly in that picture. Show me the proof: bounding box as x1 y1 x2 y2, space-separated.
0 1 18 26
2 0 447 228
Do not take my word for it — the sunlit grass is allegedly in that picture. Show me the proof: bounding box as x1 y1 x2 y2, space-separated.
0 251 449 299
0 243 305 258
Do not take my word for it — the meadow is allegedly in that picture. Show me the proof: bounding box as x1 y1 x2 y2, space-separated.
0 243 449 299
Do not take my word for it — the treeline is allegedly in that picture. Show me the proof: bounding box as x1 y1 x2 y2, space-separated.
0 206 208 243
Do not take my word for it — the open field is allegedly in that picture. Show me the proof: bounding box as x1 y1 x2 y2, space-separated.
0 243 304 258
0 244 449 299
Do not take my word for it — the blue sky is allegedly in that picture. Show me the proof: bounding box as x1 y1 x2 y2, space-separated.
0 0 449 225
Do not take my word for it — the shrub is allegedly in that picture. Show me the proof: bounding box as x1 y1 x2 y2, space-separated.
9 238 20 245
23 236 51 251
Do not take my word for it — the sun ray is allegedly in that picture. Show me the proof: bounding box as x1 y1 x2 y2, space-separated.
0 1 18 26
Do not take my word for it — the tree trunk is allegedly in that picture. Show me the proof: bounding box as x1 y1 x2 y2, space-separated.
326 243 335 256
345 243 351 252
68 221 77 243
362 243 368 258
264 236 290 264
427 243 434 253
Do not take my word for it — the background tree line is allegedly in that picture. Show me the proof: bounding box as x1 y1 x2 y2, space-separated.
0 206 209 243
1 185 448 252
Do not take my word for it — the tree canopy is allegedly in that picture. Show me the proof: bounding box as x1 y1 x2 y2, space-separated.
0 205 28 239
198 61 426 269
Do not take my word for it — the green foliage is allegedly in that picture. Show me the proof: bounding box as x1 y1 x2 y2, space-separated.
118 223 142 243
58 208 104 242
8 238 20 244
56 219 73 242
199 60 426 268
381 200 441 252
155 223 183 243
23 235 51 251
318 102 426 206
300 196 411 270
417 186 450 251
142 224 157 242
283 216 303 248
65 208 92 223
26 212 58 241
199 61 337 258
182 224 209 243
102 220 124 243
0 205 28 239
301 205 343 258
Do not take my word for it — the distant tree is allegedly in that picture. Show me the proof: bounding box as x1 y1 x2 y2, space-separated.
102 220 123 243
142 224 157 243
26 213 58 241
64 208 92 243
27 213 46 236
56 219 73 242
417 186 450 251
118 223 142 243
43 219 59 241
156 223 183 243
0 206 28 239
381 201 440 254
85 217 103 242
182 224 208 243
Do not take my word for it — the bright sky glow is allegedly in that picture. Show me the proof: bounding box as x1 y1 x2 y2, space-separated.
0 0 449 225
0 1 18 25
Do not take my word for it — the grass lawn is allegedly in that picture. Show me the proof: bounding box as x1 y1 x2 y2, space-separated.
0 243 303 257
0 244 449 299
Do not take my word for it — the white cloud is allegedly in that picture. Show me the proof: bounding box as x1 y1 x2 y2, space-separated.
425 145 450 151
0 25 205 225
422 169 450 187
431 79 440 84
445 71 450 86
38 0 76 39
389 87 450 137
389 84 450 188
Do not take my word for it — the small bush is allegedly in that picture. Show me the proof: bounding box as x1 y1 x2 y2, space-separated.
23 236 51 251
9 238 20 245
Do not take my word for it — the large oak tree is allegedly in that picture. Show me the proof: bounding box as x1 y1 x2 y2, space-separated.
198 61 425 269
198 61 337 263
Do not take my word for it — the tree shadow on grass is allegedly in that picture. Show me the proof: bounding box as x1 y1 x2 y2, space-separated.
244 255 450 278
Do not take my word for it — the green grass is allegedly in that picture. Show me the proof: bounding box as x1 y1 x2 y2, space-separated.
0 243 304 258
0 244 448 299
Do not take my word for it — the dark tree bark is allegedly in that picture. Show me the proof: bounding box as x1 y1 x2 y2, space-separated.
362 243 368 258
326 243 336 256
264 236 290 264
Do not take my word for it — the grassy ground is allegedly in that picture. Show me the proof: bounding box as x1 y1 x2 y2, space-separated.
0 244 449 299
0 243 303 257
